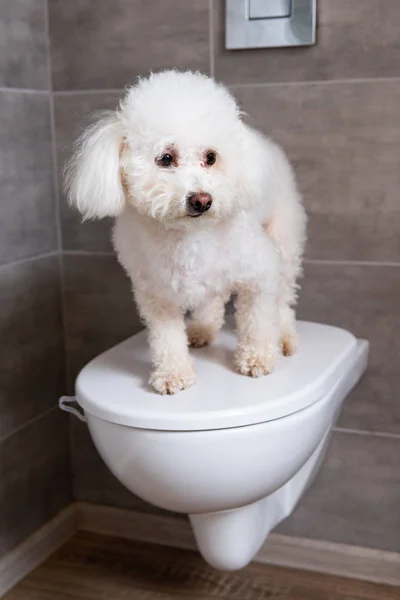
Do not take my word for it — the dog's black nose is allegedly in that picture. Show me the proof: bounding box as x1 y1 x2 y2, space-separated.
187 192 213 215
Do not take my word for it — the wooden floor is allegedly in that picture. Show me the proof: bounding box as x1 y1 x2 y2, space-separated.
5 532 400 600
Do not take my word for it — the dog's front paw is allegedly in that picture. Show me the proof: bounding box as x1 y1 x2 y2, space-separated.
281 329 299 356
187 322 216 348
149 365 196 395
235 345 280 378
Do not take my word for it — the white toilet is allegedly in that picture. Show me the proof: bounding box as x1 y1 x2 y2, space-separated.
61 320 368 571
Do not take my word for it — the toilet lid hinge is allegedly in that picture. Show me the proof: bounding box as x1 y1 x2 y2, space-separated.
59 396 87 422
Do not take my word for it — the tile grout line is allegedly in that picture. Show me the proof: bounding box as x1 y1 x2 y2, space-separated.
44 0 72 400
10 252 394 270
209 0 215 78
333 427 400 441
48 94 62 245
3 411 397 447
229 76 400 89
0 256 397 274
0 87 48 94
60 251 400 268
63 249 114 257
0 250 60 271
53 88 124 96
0 406 58 446
58 252 72 393
48 76 400 97
44 0 62 253
1 410 398 459
305 259 400 267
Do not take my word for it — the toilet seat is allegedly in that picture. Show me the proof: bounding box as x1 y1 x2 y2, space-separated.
75 321 359 431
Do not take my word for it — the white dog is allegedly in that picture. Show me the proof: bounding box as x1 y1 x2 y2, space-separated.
65 70 307 395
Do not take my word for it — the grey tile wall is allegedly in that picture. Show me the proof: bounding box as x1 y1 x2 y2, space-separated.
54 93 121 252
0 409 71 559
214 0 400 84
0 0 71 559
299 263 400 435
233 81 400 262
0 256 64 439
278 431 400 552
49 0 210 91
0 0 49 89
63 254 142 388
64 254 144 511
0 91 57 265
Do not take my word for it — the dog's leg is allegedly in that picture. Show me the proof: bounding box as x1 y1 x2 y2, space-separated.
187 294 227 348
264 217 304 357
234 285 281 377
135 290 195 395
278 276 298 356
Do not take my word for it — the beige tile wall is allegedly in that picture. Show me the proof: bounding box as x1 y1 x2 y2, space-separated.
50 0 400 551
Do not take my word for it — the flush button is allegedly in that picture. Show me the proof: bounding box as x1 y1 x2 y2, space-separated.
249 0 291 20
226 0 316 49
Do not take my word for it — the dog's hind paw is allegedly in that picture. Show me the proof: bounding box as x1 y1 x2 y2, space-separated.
281 330 299 356
235 345 280 378
149 366 196 395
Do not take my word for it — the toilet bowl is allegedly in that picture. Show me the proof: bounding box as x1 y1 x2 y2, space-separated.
61 320 368 571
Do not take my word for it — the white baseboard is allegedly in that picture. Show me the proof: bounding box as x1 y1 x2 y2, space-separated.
2 501 400 597
77 502 400 587
0 505 77 597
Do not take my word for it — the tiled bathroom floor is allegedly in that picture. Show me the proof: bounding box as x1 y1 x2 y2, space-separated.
5 532 399 600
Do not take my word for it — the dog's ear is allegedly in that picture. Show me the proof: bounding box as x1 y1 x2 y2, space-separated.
64 111 126 220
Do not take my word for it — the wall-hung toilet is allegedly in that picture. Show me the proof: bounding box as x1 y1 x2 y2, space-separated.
61 320 368 571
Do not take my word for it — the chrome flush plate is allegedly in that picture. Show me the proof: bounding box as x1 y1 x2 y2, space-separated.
226 0 317 50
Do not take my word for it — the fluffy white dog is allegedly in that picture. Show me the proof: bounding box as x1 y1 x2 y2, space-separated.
65 70 307 395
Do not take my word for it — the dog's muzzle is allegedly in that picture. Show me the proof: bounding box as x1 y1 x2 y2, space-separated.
186 192 213 217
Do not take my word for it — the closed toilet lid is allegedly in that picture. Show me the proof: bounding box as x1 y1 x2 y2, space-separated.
75 321 359 431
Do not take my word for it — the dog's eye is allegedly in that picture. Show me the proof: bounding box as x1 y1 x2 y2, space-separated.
205 151 217 166
157 153 174 168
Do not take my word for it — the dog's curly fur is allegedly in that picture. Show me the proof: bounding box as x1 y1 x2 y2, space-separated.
65 70 307 395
